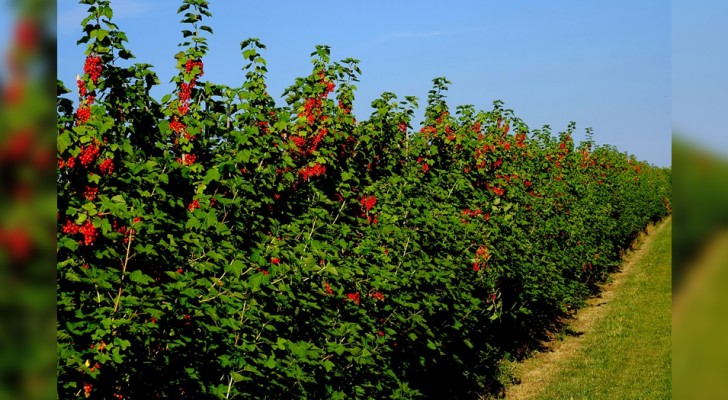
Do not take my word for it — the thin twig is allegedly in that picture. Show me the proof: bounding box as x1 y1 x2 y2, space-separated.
113 213 135 313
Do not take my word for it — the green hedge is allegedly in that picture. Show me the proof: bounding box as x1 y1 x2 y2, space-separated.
57 1 671 398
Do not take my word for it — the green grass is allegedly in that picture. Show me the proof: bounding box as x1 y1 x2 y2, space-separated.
530 218 672 400
673 229 728 400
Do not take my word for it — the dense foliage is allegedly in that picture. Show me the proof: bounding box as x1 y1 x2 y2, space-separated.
672 137 726 288
57 1 671 398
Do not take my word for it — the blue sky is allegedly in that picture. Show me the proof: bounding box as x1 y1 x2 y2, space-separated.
58 0 673 166
672 0 728 157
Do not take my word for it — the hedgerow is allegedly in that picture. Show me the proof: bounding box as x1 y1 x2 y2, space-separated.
56 1 671 398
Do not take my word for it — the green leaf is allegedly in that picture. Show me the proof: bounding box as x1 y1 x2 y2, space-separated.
96 29 108 41
225 260 245 276
323 360 334 373
186 216 201 229
58 131 72 154
129 270 154 285
110 194 126 205
230 371 245 383
58 237 79 251
249 273 263 292
204 167 221 184
82 202 97 214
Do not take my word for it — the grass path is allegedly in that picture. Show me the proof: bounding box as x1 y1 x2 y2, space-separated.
504 217 672 400
672 228 728 399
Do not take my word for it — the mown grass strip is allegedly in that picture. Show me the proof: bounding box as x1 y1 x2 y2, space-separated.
673 228 728 400
506 218 672 400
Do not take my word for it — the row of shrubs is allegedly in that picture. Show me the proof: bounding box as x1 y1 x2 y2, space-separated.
57 1 671 398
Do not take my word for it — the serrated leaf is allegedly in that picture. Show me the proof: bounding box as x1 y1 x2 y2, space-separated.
230 371 245 383
249 273 263 292
225 260 245 276
129 270 154 285
58 131 72 154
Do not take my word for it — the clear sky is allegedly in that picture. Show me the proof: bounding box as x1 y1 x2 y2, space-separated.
672 0 728 157
58 0 672 167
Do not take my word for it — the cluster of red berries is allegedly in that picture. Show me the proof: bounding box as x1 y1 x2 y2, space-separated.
487 184 505 197
299 163 326 180
76 104 91 124
337 99 352 114
61 220 78 235
99 158 114 175
256 120 270 134
176 153 197 166
291 127 329 156
472 245 491 271
515 132 527 148
360 195 377 212
310 128 327 152
301 97 323 125
84 55 103 84
495 118 510 135
77 78 87 97
83 382 93 398
420 125 437 138
359 195 378 224
176 59 203 116
62 219 97 246
549 135 571 169
79 143 99 167
170 59 204 163
78 103 94 125
84 186 98 201
579 149 596 169
297 70 334 125
460 209 490 223
444 125 456 141
474 143 496 160
75 55 102 126
177 82 195 116
187 199 200 211
346 292 361 305
369 291 385 302
58 156 76 169
415 157 430 174
170 118 186 133
323 281 334 295
185 59 204 76
79 220 98 246
475 156 504 171
318 70 335 96
291 136 306 153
